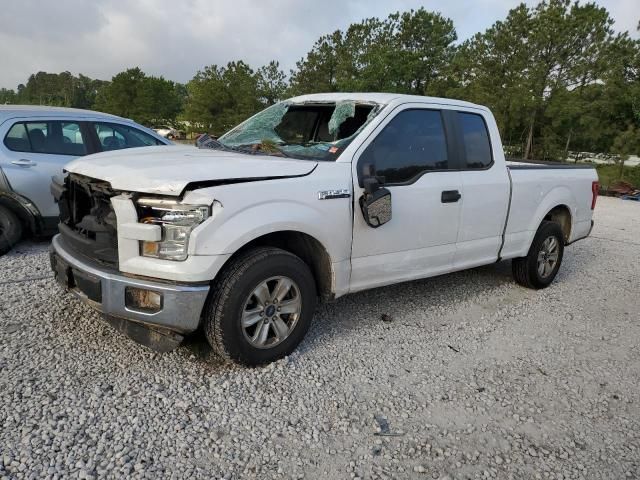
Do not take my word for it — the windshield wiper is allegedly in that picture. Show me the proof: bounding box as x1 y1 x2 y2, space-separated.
232 142 293 158
196 134 236 153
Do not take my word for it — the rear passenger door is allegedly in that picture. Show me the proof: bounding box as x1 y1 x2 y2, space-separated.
90 122 165 151
452 110 510 269
0 119 92 218
350 105 463 291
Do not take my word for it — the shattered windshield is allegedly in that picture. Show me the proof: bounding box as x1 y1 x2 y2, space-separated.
214 100 383 161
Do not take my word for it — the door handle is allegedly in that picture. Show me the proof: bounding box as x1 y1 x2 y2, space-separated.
441 190 461 203
11 159 37 168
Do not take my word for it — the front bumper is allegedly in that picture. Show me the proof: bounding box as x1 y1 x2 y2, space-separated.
50 234 210 346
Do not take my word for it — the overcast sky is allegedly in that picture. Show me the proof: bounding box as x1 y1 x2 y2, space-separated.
0 0 637 89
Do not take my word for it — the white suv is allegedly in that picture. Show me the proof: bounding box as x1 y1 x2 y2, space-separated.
0 106 171 254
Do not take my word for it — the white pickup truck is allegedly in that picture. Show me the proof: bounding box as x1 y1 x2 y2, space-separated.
49 93 598 365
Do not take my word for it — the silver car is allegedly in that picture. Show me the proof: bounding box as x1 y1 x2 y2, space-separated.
0 106 171 254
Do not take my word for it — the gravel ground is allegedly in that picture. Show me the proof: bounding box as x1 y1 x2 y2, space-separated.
1 196 639 480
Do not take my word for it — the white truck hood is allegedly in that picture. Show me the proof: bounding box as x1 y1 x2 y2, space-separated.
64 145 318 195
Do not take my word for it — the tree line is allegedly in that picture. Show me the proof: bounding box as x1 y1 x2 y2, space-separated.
1 0 638 161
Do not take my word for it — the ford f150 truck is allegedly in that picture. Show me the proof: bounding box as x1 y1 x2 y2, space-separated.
49 93 598 365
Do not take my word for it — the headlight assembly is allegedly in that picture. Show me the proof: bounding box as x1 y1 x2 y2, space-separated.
136 197 210 261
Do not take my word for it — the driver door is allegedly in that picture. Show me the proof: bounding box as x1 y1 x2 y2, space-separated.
350 105 463 292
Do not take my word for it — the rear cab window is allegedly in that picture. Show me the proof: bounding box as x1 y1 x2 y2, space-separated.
4 121 87 155
458 112 493 169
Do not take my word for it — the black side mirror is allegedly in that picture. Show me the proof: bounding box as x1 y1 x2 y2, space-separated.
359 163 391 228
360 187 392 228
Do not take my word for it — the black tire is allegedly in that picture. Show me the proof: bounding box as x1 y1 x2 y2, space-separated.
204 247 317 366
512 220 565 289
0 205 22 256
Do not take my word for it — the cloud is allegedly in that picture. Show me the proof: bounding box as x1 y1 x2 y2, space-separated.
0 0 637 89
604 0 640 36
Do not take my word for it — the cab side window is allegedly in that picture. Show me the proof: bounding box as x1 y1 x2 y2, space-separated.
4 121 87 155
459 113 493 169
359 109 449 185
93 122 163 151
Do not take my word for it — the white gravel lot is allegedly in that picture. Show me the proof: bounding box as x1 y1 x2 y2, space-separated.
1 196 639 480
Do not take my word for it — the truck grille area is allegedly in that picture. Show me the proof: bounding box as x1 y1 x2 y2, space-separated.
53 173 119 266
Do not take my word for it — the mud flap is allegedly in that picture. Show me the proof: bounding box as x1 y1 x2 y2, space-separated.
104 315 184 353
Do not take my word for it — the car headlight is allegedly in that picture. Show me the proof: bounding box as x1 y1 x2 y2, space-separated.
136 197 210 261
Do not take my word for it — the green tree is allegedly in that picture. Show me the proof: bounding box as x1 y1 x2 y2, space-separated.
523 0 621 159
0 88 17 104
256 61 287 105
289 9 457 96
93 68 182 124
381 9 457 94
448 4 532 149
183 61 263 134
74 74 109 109
449 0 624 160
611 125 640 179
15 71 104 108
289 31 344 95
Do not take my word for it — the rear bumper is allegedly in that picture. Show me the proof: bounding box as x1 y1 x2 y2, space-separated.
50 234 210 337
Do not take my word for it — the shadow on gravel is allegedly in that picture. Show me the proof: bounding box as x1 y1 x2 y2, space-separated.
298 260 515 354
180 260 515 364
4 237 53 255
180 330 224 365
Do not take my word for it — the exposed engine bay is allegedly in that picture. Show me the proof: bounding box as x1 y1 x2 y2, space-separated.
52 173 120 266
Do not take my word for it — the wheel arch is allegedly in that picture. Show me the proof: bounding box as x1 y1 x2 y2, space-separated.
527 186 576 245
0 190 41 236
222 230 335 301
543 204 572 243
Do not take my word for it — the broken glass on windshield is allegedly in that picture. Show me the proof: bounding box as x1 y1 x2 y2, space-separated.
216 100 382 161
328 100 356 135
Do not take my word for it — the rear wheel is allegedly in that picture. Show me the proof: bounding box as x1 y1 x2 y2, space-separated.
0 205 22 256
204 247 317 366
512 221 564 289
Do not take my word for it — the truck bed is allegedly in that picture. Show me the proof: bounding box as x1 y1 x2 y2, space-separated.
500 159 598 261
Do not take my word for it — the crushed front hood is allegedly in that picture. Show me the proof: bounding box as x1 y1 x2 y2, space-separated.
64 145 318 195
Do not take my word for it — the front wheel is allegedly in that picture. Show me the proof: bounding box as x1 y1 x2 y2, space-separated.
204 247 317 366
512 220 565 289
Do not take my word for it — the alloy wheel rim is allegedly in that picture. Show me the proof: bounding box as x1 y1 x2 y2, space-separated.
537 236 559 278
241 276 302 349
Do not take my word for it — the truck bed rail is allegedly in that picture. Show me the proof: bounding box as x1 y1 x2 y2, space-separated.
506 158 595 170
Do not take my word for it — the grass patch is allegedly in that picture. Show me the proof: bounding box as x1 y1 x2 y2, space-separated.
595 164 640 190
